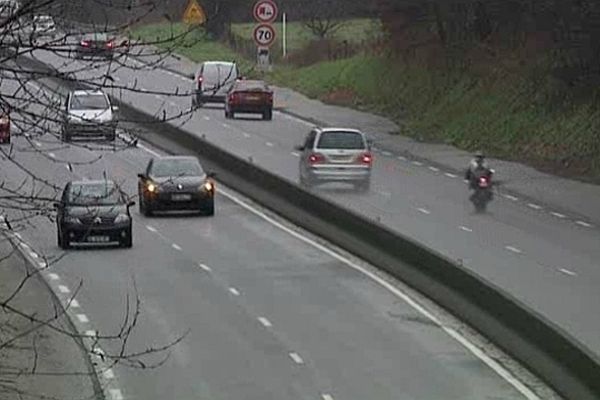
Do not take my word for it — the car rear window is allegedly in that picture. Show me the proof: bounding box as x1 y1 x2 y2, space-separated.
235 81 266 91
316 131 366 150
203 64 237 83
71 94 109 110
152 159 204 177
69 183 122 205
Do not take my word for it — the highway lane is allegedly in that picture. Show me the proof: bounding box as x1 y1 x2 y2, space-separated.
27 47 600 357
0 78 541 399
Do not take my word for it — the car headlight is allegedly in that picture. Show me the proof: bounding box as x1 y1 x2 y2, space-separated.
201 181 215 193
0 115 9 124
146 182 158 193
64 216 81 224
114 213 130 223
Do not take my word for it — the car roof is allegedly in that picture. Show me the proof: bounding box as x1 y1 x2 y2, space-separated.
203 61 236 66
70 179 117 187
317 127 364 135
154 155 199 162
71 90 106 96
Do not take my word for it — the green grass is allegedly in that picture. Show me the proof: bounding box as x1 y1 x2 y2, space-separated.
130 23 253 71
231 18 381 53
130 22 600 179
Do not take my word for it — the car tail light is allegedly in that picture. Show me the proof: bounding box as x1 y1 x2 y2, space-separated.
80 40 90 47
478 176 490 188
0 115 9 124
229 93 240 104
266 92 273 103
197 76 203 89
106 40 114 48
308 153 325 165
358 152 373 165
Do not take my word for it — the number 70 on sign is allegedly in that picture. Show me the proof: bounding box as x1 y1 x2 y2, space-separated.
253 23 276 47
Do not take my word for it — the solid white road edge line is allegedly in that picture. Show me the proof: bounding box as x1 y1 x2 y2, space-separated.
136 140 540 400
258 317 273 328
289 352 304 364
229 287 241 296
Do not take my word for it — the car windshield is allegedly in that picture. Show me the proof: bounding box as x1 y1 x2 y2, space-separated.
83 33 107 42
68 183 122 205
152 159 203 177
317 131 366 150
71 94 109 110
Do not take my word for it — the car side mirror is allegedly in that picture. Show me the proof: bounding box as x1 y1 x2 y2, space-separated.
111 105 119 112
294 145 304 151
137 173 146 180
127 200 136 207
53 201 62 209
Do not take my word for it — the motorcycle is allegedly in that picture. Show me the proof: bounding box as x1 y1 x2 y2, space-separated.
469 170 494 212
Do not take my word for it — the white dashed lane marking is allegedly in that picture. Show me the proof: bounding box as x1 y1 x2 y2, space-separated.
242 132 250 138
37 261 47 268
289 352 304 364
559 268 577 277
575 220 593 228
103 369 115 379
28 251 38 258
322 394 334 400
202 116 210 121
550 212 566 219
229 287 241 296
58 285 70 293
459 226 473 232
172 243 182 251
76 314 89 323
445 172 457 178
428 166 440 172
527 203 542 210
417 208 431 215
505 246 523 254
503 194 519 201
291 152 300 157
146 225 157 232
70 299 80 308
258 317 272 328
48 273 60 280
412 161 423 166
381 151 392 157
34 141 42 147
266 142 274 147
397 156 407 161
109 388 124 400
198 263 212 272
85 330 97 338
48 152 55 158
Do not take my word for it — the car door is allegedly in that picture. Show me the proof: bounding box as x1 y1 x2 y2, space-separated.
300 130 317 174
57 183 70 227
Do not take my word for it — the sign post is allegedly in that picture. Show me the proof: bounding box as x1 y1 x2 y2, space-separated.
182 0 206 25
252 0 278 71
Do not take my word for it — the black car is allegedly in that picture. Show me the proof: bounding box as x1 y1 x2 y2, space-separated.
137 156 216 216
74 33 115 59
54 180 135 249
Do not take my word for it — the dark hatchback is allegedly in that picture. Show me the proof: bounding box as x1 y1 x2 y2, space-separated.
74 33 115 59
224 79 273 120
137 156 216 216
55 180 135 249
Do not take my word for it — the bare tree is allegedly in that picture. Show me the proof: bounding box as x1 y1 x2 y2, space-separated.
0 0 205 398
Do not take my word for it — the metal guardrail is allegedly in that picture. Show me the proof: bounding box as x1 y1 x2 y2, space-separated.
12 52 600 400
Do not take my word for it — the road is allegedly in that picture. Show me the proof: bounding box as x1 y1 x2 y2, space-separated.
0 76 542 400
25 46 600 358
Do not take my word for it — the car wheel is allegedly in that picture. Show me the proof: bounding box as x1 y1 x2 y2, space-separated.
121 227 133 248
58 227 70 249
61 127 70 142
106 132 116 141
263 109 273 121
142 198 153 217
138 192 145 214
202 198 215 216
355 180 371 193
299 173 313 188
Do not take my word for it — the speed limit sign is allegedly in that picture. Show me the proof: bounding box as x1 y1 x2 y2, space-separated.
253 23 276 47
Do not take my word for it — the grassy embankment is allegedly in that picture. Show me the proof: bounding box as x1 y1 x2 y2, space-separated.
131 21 600 180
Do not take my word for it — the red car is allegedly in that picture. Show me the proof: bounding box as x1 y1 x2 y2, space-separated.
0 110 10 144
224 79 273 121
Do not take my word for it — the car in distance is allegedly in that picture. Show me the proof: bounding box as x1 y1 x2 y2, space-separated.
54 180 135 249
224 79 273 121
296 127 373 192
192 61 240 108
61 89 118 142
137 156 216 216
0 108 10 144
31 14 56 38
74 32 115 59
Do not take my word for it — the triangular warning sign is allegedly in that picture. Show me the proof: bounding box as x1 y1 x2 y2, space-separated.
183 0 206 25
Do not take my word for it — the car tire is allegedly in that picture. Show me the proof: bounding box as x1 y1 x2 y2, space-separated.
58 227 70 249
356 180 371 193
141 198 153 217
121 227 133 248
107 131 116 141
61 127 70 142
263 109 273 121
202 198 215 216
299 173 313 188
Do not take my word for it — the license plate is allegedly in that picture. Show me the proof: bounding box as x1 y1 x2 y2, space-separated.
87 236 110 243
246 95 260 101
171 194 192 201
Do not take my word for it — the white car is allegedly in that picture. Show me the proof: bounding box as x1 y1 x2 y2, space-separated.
61 90 118 142
32 15 56 37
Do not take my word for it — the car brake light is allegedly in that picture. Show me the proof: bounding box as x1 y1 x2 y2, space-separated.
229 93 239 104
80 40 90 47
478 176 489 187
267 92 273 103
0 115 9 124
106 41 114 48
308 153 325 164
360 152 373 165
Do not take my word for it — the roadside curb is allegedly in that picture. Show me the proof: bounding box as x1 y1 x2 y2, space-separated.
1 227 109 400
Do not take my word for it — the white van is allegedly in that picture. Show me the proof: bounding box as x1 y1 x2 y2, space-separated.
191 61 240 108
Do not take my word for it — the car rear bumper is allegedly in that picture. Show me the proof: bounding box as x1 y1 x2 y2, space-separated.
308 167 371 182
196 92 226 103
66 122 116 137
0 124 10 142
229 105 271 113
77 47 113 57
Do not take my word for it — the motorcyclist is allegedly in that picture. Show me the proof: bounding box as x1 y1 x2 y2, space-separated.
465 151 492 189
